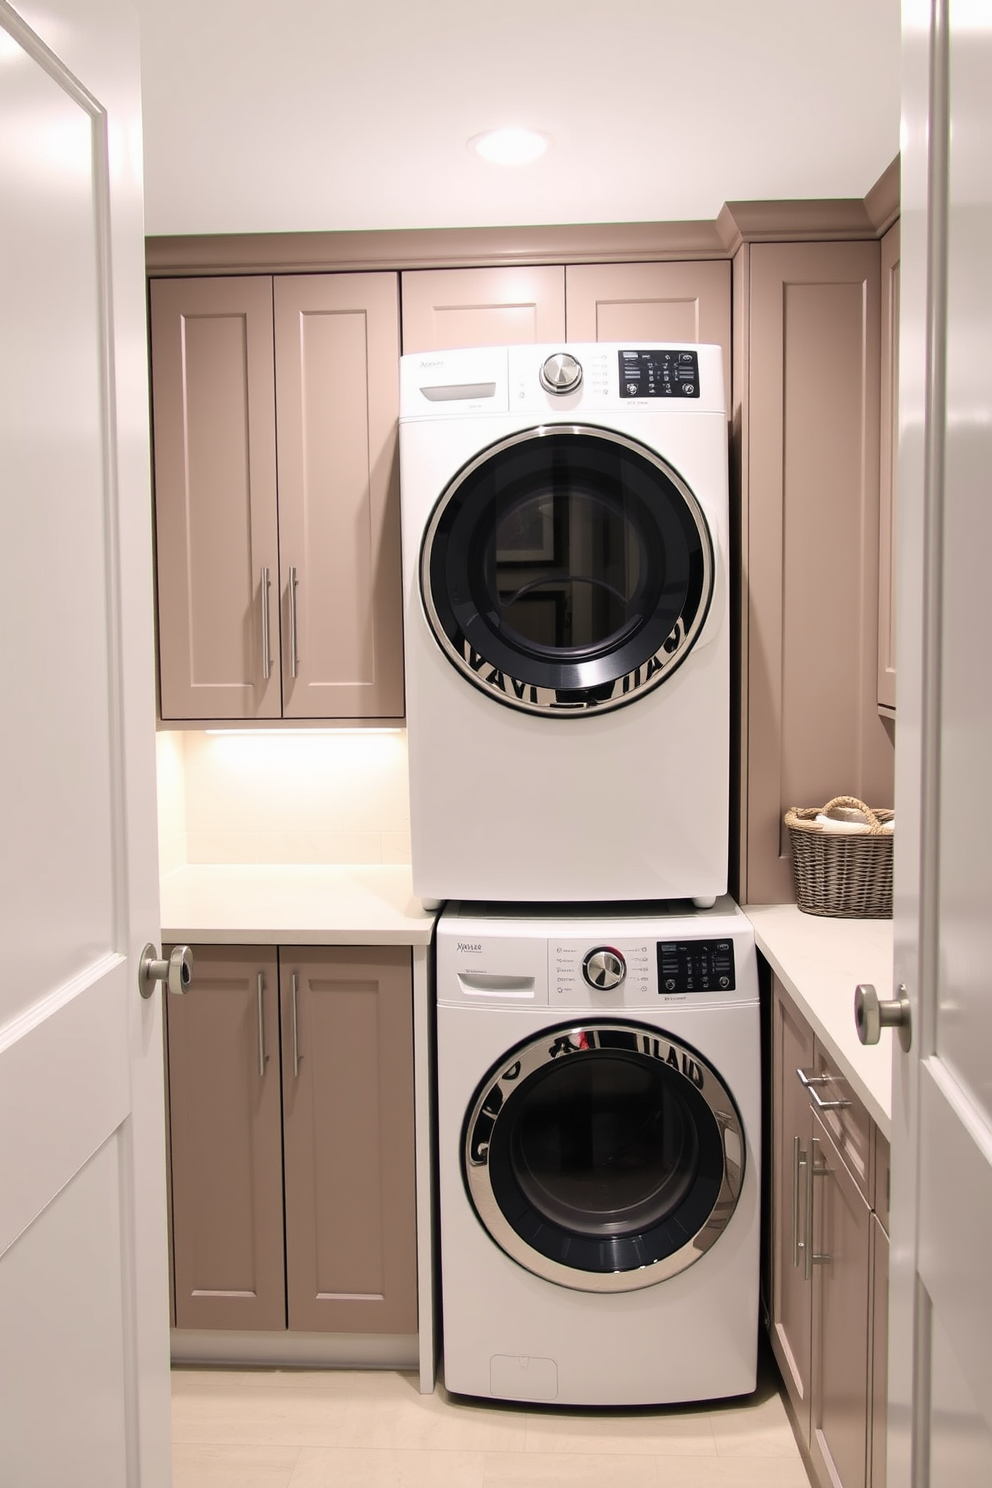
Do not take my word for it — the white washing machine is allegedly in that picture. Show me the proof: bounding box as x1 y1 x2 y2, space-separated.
400 342 730 907
436 899 760 1407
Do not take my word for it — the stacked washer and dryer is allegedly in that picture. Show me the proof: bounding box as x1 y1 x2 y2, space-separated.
399 343 760 1406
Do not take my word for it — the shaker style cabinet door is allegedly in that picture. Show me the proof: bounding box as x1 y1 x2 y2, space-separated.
151 277 281 720
770 979 816 1440
166 947 286 1330
565 260 732 397
809 1109 872 1488
400 266 566 352
274 274 404 719
279 947 418 1334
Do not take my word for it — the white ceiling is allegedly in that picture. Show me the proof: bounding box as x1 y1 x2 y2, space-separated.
133 0 902 239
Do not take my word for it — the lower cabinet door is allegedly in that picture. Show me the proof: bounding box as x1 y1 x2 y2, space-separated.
870 1216 889 1488
810 1111 872 1488
279 947 418 1334
770 979 816 1438
167 946 286 1330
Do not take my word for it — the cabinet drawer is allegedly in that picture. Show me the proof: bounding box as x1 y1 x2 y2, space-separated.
808 1043 874 1200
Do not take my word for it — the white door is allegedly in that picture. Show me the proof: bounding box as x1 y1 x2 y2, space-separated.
0 1 172 1484
888 2 992 1482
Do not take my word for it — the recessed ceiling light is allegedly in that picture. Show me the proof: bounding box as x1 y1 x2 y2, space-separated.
470 127 551 166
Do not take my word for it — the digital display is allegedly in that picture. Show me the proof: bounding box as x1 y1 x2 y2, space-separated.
619 349 700 399
656 938 736 994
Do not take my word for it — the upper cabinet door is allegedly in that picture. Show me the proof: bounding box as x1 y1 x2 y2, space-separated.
274 274 404 719
877 222 900 715
400 266 566 352
151 277 281 720
565 260 732 399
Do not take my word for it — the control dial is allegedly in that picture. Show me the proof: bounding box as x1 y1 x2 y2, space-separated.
540 352 583 395
582 946 626 991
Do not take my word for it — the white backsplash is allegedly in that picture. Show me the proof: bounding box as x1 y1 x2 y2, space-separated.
156 730 411 874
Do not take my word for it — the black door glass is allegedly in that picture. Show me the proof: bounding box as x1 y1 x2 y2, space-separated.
508 1054 698 1237
422 426 713 714
483 1046 725 1273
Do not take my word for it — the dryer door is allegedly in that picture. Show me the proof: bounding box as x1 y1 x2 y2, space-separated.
421 425 714 715
463 1021 745 1292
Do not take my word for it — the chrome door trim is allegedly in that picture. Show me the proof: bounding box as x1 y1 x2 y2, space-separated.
462 1019 746 1293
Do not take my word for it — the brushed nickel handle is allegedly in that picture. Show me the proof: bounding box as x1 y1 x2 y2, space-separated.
855 982 912 1053
292 971 301 1077
257 971 266 1078
139 944 193 999
260 566 272 680
797 1067 852 1111
288 565 299 679
804 1136 832 1279
792 1136 808 1269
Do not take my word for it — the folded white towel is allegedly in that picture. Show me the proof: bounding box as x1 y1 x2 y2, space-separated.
814 811 894 833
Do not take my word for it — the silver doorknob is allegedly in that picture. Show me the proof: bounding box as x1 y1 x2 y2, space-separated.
139 943 194 1000
854 982 911 1053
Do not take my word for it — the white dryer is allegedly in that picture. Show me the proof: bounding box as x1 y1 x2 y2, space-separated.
435 899 760 1406
400 342 730 906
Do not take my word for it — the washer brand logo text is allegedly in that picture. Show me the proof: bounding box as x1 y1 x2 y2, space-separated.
419 359 443 369
458 942 482 953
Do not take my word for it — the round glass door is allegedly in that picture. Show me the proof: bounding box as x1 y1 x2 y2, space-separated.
463 1021 745 1293
421 425 714 715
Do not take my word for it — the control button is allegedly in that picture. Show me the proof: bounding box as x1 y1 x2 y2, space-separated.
540 353 583 395
582 947 626 990
665 978 677 992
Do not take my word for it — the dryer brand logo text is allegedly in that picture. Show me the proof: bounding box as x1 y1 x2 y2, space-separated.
419 359 444 369
458 942 483 954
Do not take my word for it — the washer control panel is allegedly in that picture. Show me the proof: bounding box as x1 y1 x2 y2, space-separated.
657 938 736 994
546 934 740 1007
551 939 652 1004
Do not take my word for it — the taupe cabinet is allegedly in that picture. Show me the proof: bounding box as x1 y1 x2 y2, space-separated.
741 241 895 903
150 274 404 722
400 260 732 397
166 945 417 1336
770 976 889 1488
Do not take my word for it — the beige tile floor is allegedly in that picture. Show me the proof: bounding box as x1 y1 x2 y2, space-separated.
171 1350 812 1488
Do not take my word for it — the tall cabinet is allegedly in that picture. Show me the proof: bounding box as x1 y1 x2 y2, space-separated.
738 240 895 904
150 273 404 722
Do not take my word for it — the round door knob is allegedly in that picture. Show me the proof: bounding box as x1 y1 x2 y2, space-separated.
139 943 194 999
854 982 912 1053
540 352 583 395
582 947 626 990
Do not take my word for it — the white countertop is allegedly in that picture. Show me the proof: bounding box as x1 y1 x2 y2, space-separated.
159 864 436 946
158 869 893 1132
745 903 893 1138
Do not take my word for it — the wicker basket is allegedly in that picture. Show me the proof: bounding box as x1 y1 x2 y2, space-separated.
784 796 894 919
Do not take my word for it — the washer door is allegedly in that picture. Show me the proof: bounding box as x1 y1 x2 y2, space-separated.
463 1021 745 1293
421 424 714 715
